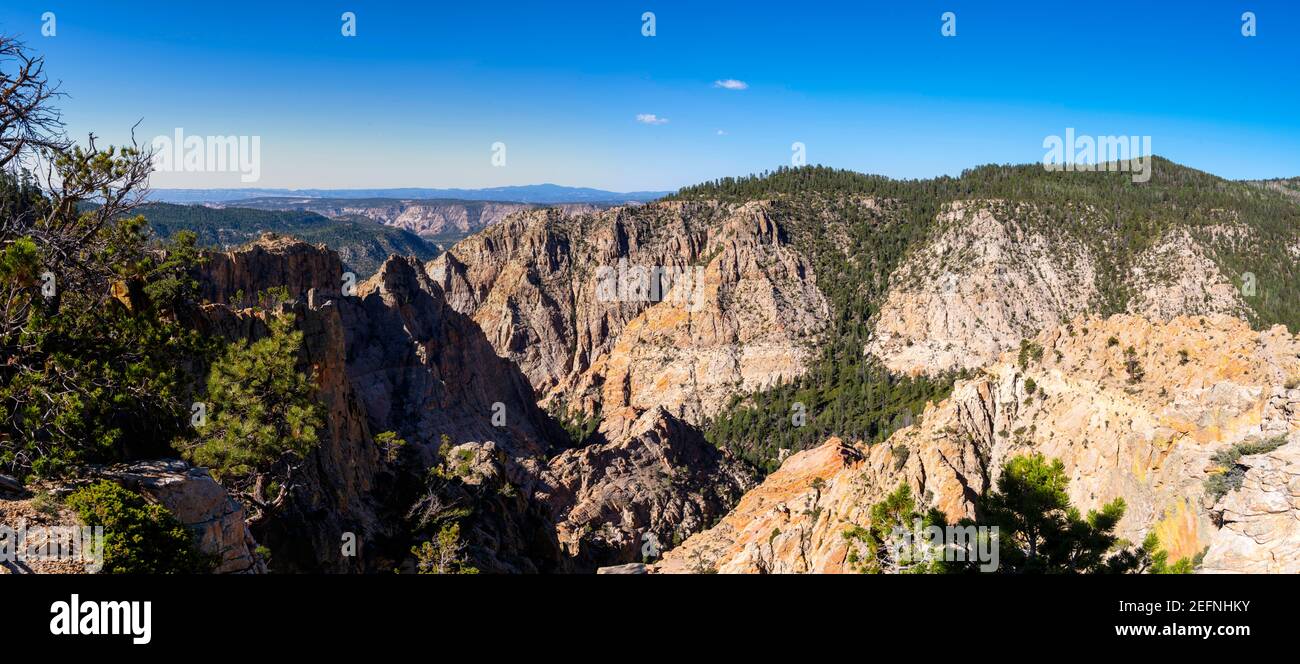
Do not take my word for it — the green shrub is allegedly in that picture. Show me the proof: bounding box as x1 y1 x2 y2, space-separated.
550 401 602 447
375 431 407 464
1204 436 1287 502
1140 533 1202 574
65 480 212 574
0 226 214 480
1017 340 1044 370
411 523 479 574
843 484 949 574
182 312 321 502
1124 346 1145 383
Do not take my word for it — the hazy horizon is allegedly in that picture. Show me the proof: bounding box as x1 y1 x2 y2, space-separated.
143 154 1293 202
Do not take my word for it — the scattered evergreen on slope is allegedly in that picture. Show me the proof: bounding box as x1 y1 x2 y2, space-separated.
703 193 960 473
138 203 438 277
683 159 1300 474
1246 177 1300 205
673 158 1300 329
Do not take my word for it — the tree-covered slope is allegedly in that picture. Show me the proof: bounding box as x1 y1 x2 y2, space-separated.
674 158 1300 330
138 203 437 277
1247 177 1300 205
676 158 1300 472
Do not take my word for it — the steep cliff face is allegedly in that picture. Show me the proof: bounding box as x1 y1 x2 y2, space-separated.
340 256 571 572
227 199 605 237
1202 441 1300 573
222 200 537 236
430 204 708 402
340 201 535 236
866 201 1100 375
195 237 567 572
539 407 756 569
196 296 388 572
344 256 560 457
658 314 1300 573
866 202 1255 376
193 235 752 572
578 203 829 427
428 200 829 427
1125 227 1251 321
198 233 344 305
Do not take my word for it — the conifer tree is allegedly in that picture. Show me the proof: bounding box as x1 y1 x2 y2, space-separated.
183 312 322 520
968 454 1133 574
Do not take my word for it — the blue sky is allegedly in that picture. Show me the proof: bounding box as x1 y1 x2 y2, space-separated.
1 1 1296 190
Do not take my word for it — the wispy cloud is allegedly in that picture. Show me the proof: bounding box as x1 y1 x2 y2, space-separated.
713 79 749 90
716 129 727 136
636 113 669 125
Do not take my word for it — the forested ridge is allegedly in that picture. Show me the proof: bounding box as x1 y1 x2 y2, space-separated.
682 159 1300 473
138 202 438 277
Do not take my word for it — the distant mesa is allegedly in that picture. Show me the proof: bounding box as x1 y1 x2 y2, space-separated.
148 183 672 205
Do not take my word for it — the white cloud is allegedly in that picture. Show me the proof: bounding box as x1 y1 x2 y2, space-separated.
636 113 669 125
713 79 749 90
716 129 727 136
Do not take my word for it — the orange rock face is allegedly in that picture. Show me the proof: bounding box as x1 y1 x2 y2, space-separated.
659 314 1300 573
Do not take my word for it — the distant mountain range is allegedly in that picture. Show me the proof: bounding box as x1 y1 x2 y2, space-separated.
149 183 672 205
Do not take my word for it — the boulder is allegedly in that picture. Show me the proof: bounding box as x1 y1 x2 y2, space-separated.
97 460 265 574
